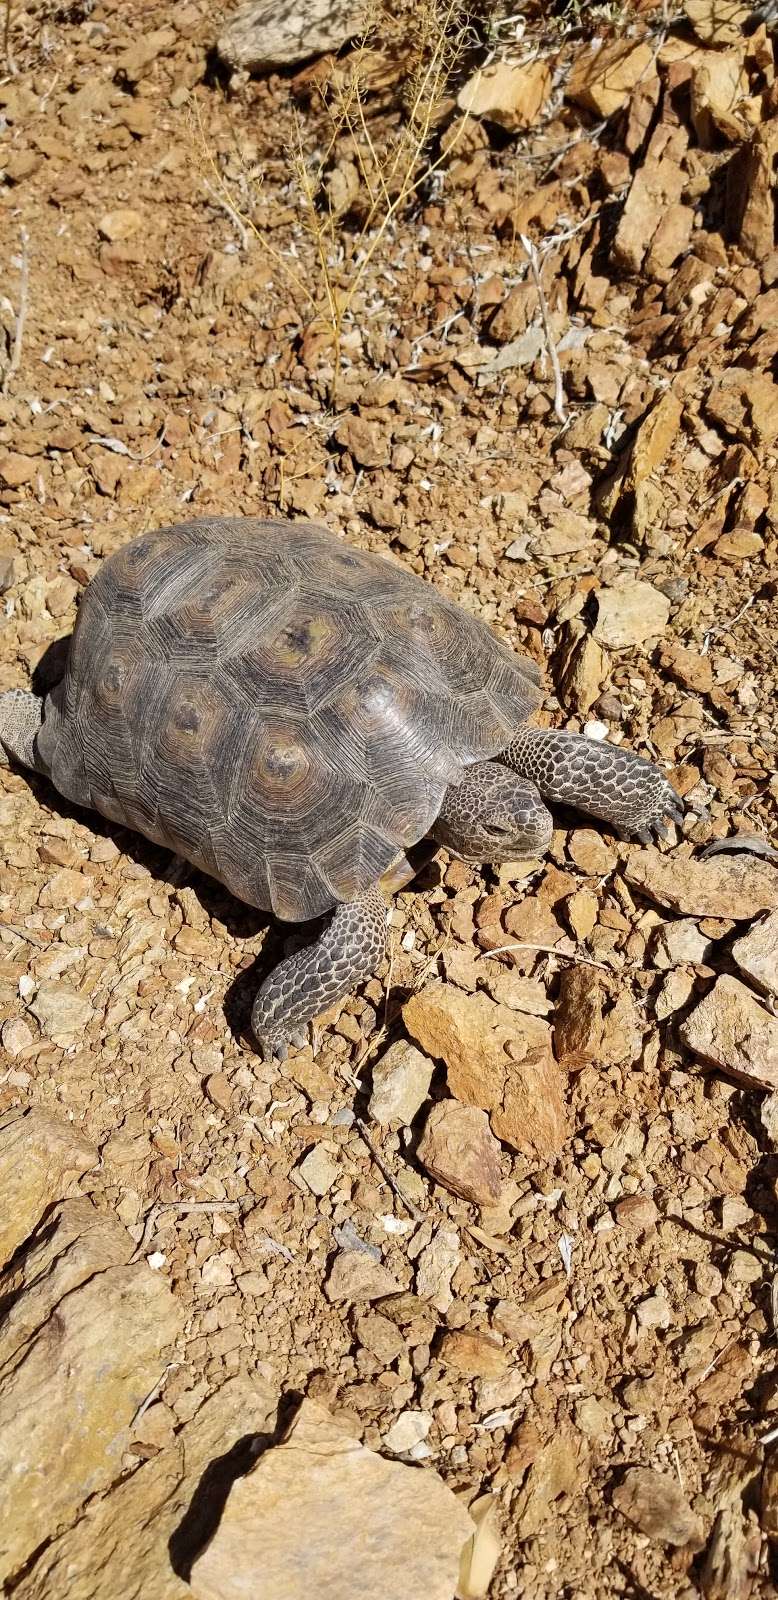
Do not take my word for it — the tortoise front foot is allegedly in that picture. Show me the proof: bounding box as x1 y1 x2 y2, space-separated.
504 728 684 844
251 887 387 1062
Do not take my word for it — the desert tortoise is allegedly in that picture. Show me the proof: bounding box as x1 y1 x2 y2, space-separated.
0 517 682 1058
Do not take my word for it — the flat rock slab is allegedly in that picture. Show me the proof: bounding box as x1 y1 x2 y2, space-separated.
13 1377 279 1600
0 1106 97 1264
623 846 778 919
217 0 365 71
731 910 778 998
679 975 778 1091
417 1101 503 1207
0 1198 183 1586
190 1398 474 1600
592 580 671 647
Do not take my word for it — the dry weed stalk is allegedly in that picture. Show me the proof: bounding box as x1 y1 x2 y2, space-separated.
2 0 17 74
197 0 479 405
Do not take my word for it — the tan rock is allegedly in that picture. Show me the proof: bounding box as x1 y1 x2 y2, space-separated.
655 967 696 1020
762 1446 778 1542
554 966 604 1066
403 983 570 1160
679 975 778 1092
568 829 617 877
325 1248 400 1302
12 1377 278 1600
368 1039 434 1126
458 59 551 131
28 980 95 1047
0 1107 97 1264
567 38 654 116
613 147 686 275
417 1101 503 1207
493 1272 568 1343
706 368 778 448
592 581 671 649
684 0 751 45
731 911 778 998
658 640 713 694
514 1425 587 1537
623 847 778 920
555 620 607 715
334 413 391 468
690 50 756 147
1 1198 132 1359
612 1466 704 1548
189 1399 474 1600
217 0 364 71
438 1328 510 1377
98 208 144 242
0 1201 182 1586
0 450 37 487
728 119 778 262
565 887 599 942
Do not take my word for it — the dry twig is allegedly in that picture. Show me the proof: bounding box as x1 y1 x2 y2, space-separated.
2 228 29 397
355 1116 424 1221
519 231 567 425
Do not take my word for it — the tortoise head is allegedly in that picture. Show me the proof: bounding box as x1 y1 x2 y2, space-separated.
432 761 553 862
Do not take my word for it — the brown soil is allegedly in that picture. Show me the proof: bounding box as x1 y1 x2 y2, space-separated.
1 2 777 1596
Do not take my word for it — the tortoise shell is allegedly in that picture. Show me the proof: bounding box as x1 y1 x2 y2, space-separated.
39 518 543 921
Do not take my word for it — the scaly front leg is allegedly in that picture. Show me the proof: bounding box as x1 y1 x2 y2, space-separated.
251 886 387 1061
504 727 683 843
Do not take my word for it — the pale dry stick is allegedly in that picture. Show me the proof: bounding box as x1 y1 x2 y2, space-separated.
202 177 249 250
354 1116 424 1221
2 227 29 397
519 231 567 425
702 592 755 655
129 1361 181 1430
2 0 17 74
481 941 611 971
130 1198 241 1261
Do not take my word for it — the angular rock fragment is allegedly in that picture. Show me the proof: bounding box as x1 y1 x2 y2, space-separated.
404 983 570 1160
731 910 778 998
612 1466 704 1548
190 1399 474 1600
325 1248 400 1302
368 1039 434 1127
27 980 95 1047
592 581 671 649
438 1328 509 1378
680 976 778 1091
12 1377 278 1600
567 38 654 116
458 59 551 131
623 847 778 920
417 1101 503 1207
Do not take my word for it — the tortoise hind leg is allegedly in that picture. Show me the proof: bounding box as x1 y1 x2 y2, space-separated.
0 689 45 772
251 886 387 1061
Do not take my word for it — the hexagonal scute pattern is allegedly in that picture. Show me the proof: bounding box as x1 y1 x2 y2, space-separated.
45 518 543 920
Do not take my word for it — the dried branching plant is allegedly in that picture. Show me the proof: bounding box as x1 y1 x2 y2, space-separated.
197 0 481 405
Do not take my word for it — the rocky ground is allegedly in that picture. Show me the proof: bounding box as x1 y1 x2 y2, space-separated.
1 1 777 1596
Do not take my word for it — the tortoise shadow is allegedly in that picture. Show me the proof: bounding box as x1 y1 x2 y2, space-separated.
167 1392 302 1581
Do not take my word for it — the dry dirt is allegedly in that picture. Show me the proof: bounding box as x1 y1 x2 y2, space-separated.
1 1 777 1596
